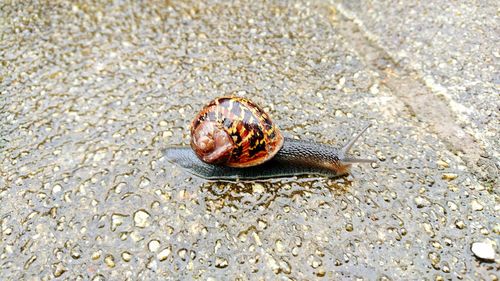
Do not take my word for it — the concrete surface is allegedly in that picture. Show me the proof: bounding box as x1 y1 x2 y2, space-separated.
1 0 498 280
334 0 499 188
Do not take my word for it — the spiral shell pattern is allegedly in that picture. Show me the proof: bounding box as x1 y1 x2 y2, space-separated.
190 97 284 167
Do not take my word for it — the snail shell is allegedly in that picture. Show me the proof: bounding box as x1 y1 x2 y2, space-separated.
190 97 284 167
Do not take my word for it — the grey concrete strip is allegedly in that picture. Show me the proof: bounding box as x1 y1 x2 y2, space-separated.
329 4 498 186
332 0 499 187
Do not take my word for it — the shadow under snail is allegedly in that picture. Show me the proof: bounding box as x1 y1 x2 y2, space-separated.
164 96 375 180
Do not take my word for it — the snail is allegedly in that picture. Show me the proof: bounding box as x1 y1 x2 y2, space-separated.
164 96 375 180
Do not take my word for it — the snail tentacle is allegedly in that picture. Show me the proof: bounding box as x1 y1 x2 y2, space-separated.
338 124 377 164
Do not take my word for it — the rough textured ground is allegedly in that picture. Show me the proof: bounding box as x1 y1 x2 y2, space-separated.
1 0 498 280
334 0 499 185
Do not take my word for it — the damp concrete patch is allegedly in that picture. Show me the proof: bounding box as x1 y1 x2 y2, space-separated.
1 1 497 280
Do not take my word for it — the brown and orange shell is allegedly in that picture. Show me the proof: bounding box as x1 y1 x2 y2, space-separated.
190 97 284 168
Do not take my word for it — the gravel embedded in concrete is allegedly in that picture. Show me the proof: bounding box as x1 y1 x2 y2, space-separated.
471 241 496 262
0 0 497 280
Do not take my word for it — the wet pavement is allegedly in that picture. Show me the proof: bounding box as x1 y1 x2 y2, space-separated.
1 0 498 280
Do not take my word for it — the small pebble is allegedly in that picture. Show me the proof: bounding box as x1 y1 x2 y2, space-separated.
122 252 132 262
52 184 62 194
493 224 500 235
275 240 284 253
148 240 160 252
253 232 262 246
267 256 280 273
91 251 101 260
432 241 443 250
139 178 150 188
447 201 458 211
455 220 466 229
442 173 458 181
215 257 228 268
257 219 267 229
444 238 453 246
178 248 187 260
480 228 489 235
414 196 430 208
316 267 326 277
436 160 449 168
4 227 12 235
252 183 265 193
134 210 151 228
345 223 354 232
70 246 82 259
369 84 379 94
428 252 440 267
157 247 171 261
471 200 484 211
53 262 67 277
111 214 127 231
104 255 116 268
423 223 435 237
311 258 322 268
471 242 495 261
279 259 291 274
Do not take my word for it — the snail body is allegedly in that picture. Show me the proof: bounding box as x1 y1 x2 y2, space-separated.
164 97 374 180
